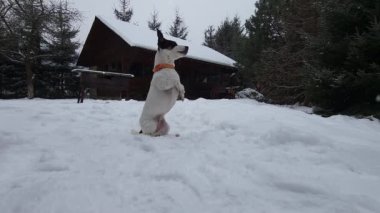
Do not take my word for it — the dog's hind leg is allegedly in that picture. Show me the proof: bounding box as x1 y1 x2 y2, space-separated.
160 117 170 135
141 119 158 135
156 117 170 136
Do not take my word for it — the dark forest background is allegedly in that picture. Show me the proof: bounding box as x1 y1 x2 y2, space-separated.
204 0 380 117
1 0 379 117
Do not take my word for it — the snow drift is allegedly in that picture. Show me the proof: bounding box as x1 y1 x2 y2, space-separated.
0 99 379 213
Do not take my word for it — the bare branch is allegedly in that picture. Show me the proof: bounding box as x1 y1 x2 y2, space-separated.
30 54 54 60
12 0 26 14
271 83 304 89
0 51 24 64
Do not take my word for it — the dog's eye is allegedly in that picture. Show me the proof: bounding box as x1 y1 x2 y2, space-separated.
160 40 178 50
168 41 177 49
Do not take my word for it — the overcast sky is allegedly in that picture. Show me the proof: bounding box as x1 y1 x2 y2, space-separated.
70 0 256 46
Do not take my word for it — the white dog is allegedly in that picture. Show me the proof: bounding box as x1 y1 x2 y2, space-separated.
139 30 189 136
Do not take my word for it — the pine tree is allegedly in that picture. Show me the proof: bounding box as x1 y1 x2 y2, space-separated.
147 9 161 31
47 1 80 64
237 0 321 104
211 16 244 60
306 0 380 114
255 0 318 104
203 25 216 48
114 0 133 22
168 9 188 40
40 0 80 98
0 63 25 98
240 0 284 83
245 0 284 47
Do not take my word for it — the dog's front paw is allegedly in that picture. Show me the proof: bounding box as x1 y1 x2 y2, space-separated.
177 83 185 101
179 92 185 101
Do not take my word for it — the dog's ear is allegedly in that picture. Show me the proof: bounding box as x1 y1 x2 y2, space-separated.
157 30 164 43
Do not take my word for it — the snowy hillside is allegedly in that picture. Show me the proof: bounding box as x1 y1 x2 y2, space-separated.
0 99 379 213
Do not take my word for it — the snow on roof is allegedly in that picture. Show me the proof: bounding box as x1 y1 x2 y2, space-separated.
95 16 236 68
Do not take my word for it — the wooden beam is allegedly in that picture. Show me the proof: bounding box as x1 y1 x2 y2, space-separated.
72 69 135 78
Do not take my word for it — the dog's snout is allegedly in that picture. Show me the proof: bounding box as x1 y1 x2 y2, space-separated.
177 46 189 55
181 46 189 55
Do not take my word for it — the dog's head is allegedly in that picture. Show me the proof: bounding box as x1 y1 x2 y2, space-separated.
156 30 189 62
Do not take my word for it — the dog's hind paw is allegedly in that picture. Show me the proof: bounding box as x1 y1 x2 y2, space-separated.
130 129 142 135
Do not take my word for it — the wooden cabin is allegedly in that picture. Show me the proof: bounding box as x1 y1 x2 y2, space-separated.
77 16 238 100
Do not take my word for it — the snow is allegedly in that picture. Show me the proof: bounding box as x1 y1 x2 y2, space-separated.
0 99 380 213
90 16 236 68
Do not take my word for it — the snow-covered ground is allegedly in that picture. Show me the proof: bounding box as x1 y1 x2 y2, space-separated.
0 99 379 213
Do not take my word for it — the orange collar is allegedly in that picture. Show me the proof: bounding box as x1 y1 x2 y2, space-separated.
153 64 175 73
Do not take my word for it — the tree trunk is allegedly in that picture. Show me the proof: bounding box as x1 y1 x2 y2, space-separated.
26 61 34 99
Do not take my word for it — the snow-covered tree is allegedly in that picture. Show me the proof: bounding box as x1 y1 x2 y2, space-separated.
114 0 133 22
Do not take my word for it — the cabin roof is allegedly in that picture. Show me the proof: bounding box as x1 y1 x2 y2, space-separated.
87 16 236 68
